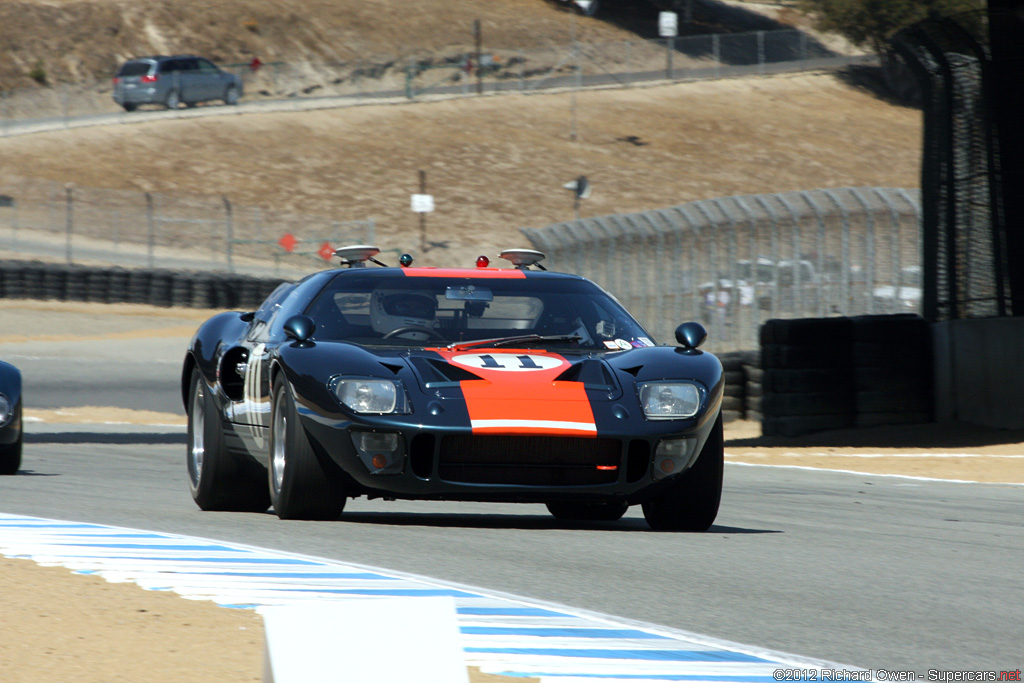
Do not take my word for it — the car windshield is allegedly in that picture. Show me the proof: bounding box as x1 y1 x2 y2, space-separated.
304 273 655 350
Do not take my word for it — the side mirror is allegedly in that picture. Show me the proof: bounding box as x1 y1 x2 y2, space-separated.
283 315 315 343
674 322 707 350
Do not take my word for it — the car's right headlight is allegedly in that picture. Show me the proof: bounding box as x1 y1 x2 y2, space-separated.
636 382 702 420
330 378 410 414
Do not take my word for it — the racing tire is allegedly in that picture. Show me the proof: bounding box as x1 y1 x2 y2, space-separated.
187 369 270 512
165 90 181 110
642 413 723 532
224 85 240 106
269 381 347 521
545 501 628 522
0 407 22 475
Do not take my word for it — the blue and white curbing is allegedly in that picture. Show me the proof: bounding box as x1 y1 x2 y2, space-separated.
0 513 856 681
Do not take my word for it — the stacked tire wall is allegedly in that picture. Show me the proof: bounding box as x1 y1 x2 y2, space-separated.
0 260 287 310
759 315 932 437
759 317 856 437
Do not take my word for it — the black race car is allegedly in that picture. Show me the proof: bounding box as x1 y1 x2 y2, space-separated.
182 247 724 530
0 360 23 476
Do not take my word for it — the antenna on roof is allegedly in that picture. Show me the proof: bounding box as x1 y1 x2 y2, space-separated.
334 245 388 268
499 249 547 271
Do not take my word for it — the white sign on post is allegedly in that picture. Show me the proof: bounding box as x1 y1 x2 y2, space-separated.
659 11 678 38
411 194 435 213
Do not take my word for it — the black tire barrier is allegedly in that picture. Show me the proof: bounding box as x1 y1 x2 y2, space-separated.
721 409 743 423
762 391 855 417
763 367 852 394
760 316 854 346
855 411 931 428
721 395 744 412
762 413 855 437
0 260 288 312
851 313 928 344
762 342 852 370
756 314 934 437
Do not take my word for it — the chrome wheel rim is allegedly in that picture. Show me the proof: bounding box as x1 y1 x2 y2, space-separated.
189 382 205 487
271 397 286 495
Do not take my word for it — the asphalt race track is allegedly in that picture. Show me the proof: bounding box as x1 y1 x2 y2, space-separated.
1 315 1022 674
1 423 1021 673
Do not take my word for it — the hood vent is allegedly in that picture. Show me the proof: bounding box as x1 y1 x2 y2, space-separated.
555 359 617 392
413 357 483 387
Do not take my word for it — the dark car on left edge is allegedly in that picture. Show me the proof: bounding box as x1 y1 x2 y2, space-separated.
0 360 23 475
181 246 725 530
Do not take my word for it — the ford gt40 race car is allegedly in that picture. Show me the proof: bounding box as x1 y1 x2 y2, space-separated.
0 360 23 476
182 247 724 530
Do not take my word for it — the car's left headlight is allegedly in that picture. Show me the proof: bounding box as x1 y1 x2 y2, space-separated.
637 382 702 419
331 378 410 414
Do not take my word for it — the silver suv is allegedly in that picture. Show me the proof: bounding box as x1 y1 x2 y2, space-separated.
113 55 243 111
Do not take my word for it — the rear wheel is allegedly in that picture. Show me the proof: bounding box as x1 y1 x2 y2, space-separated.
269 381 347 520
165 90 180 110
187 368 269 512
642 413 723 531
122 103 137 112
546 501 627 522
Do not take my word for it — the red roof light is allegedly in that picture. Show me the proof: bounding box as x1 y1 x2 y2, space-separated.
476 255 490 268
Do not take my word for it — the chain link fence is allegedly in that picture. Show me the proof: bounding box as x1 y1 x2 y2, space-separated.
522 187 922 352
0 177 373 277
0 29 872 127
892 12 1013 321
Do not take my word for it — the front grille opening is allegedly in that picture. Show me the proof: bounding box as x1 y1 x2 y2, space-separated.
439 435 622 486
410 433 435 479
626 439 651 483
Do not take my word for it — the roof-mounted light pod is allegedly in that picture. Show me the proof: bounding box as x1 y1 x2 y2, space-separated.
335 245 383 268
499 249 547 271
476 255 490 268
399 253 414 268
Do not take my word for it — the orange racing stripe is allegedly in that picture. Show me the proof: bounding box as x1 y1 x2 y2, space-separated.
430 348 596 436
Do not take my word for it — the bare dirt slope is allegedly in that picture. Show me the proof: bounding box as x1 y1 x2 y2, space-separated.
0 0 846 92
0 71 922 267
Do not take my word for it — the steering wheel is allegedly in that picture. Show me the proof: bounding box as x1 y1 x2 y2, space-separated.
382 325 446 341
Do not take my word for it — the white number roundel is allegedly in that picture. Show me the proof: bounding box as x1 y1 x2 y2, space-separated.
450 353 563 372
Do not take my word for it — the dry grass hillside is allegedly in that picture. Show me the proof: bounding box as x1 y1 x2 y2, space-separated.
0 0 915 268
0 0 803 91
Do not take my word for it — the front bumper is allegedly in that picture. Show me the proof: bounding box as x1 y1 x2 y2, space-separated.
300 407 719 505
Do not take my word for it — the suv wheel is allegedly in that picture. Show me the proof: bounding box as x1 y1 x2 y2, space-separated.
224 85 240 106
165 90 181 110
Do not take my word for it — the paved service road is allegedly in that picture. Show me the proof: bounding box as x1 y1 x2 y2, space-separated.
2 429 1021 673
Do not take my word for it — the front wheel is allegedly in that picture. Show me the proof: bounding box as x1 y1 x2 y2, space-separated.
122 103 137 112
0 409 22 475
224 85 240 105
269 381 347 520
187 368 269 512
642 412 723 531
165 90 180 110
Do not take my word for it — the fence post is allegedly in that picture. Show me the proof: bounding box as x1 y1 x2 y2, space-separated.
224 196 234 272
64 183 73 264
713 34 721 79
757 31 765 76
146 192 155 269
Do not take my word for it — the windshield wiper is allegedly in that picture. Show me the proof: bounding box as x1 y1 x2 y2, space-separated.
447 334 582 351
